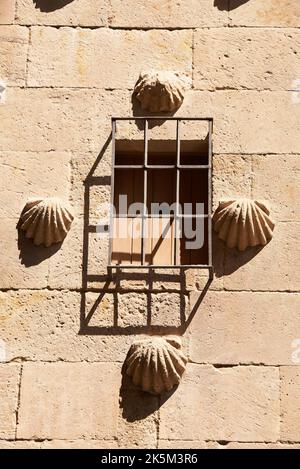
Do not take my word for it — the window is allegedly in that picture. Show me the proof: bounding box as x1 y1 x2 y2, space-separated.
108 117 213 275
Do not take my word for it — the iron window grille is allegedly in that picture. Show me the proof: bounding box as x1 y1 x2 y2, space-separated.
107 117 213 278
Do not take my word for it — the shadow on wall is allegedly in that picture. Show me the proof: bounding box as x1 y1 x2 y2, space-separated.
224 244 263 276
119 370 160 422
214 0 250 11
120 355 178 422
33 0 74 12
17 219 62 267
79 133 215 337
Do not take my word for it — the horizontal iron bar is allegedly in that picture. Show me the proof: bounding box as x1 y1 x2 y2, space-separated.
111 214 209 218
114 165 144 169
108 264 213 269
146 165 175 169
112 117 213 121
114 165 211 169
178 165 210 169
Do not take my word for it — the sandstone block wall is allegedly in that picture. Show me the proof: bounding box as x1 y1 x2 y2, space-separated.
0 0 299 449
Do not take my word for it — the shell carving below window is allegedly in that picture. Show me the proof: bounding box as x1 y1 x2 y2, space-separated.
124 336 187 395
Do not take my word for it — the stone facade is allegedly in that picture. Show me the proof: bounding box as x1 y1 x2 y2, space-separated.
0 0 299 449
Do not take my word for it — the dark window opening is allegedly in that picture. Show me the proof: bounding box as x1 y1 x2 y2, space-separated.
109 118 213 271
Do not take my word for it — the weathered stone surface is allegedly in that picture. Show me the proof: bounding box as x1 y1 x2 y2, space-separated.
158 440 210 449
85 292 150 329
159 364 280 441
0 0 15 24
0 26 28 86
48 224 110 290
213 154 252 211
281 367 300 441
16 0 108 26
0 440 41 449
180 91 300 154
85 292 187 329
0 290 79 361
48 218 83 289
17 362 120 439
71 147 111 193
42 440 118 449
150 293 186 327
214 153 300 221
70 150 112 229
117 273 148 292
118 379 158 448
0 290 139 362
150 269 185 292
88 185 111 225
87 231 110 280
118 293 148 328
0 218 49 289
189 291 300 365
0 364 20 439
28 27 192 88
194 29 300 91
0 439 118 449
220 442 300 449
229 0 300 27
117 415 157 449
223 222 300 292
109 0 228 28
252 155 300 222
214 91 300 154
0 88 131 152
0 152 70 219
0 88 95 152
3 89 299 155
85 292 115 328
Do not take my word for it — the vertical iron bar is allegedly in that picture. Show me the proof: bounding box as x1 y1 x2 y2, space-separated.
141 119 148 265
108 118 116 271
174 120 180 265
208 120 213 268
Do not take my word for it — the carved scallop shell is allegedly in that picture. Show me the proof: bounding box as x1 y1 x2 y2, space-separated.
134 71 187 113
125 336 187 395
213 198 275 251
18 197 74 247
